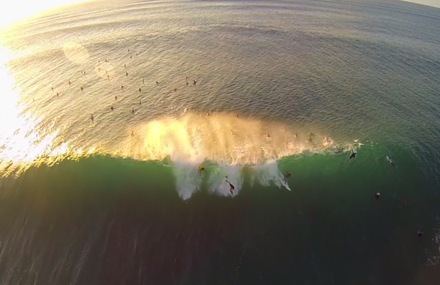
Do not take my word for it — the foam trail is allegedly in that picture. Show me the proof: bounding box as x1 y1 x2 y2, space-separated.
172 160 202 200
251 160 291 191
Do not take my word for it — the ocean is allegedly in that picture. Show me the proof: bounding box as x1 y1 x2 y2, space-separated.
1 0 440 284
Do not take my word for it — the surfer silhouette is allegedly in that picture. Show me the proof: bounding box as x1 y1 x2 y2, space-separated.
284 172 291 182
225 177 235 195
347 149 357 161
198 165 205 175
375 192 381 200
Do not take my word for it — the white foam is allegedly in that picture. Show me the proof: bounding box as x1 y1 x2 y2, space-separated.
251 160 291 191
111 112 362 199
171 161 200 200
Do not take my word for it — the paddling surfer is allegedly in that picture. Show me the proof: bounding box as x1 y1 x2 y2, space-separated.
386 155 396 167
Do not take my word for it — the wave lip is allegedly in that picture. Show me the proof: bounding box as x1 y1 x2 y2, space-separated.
117 112 340 164
113 112 354 199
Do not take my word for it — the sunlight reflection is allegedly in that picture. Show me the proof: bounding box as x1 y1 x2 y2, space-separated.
0 0 91 30
0 47 79 176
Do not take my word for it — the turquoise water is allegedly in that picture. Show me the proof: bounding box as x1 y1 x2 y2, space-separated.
1 0 440 284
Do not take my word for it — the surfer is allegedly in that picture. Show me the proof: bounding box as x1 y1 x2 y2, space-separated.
308 132 315 143
401 198 408 207
198 165 205 175
225 177 235 195
90 113 94 123
375 192 381 200
284 172 292 182
347 149 357 161
386 155 396 167
417 230 423 239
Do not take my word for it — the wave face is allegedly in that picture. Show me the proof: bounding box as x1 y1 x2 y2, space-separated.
1 144 439 284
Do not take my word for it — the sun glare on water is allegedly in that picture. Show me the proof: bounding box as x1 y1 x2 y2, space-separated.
0 47 77 176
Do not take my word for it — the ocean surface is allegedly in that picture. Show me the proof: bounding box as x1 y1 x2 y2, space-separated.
1 0 440 284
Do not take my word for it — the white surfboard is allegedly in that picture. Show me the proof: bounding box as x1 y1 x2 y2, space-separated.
279 178 292 191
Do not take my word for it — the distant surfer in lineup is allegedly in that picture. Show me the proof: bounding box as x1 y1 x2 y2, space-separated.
386 155 396 167
225 176 235 195
347 149 357 161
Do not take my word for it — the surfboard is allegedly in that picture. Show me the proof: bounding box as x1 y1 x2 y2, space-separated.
279 178 292 191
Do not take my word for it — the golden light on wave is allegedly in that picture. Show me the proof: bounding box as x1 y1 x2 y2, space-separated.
117 112 341 165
